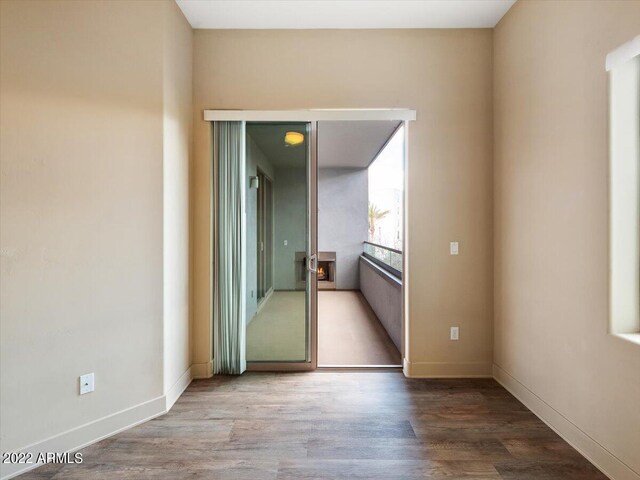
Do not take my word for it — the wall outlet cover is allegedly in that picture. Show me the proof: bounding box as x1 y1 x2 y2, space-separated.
450 326 460 340
80 373 95 395
450 242 459 255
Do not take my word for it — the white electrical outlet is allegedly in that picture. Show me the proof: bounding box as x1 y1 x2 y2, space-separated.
450 326 459 340
450 242 459 255
284 240 288 246
80 373 95 395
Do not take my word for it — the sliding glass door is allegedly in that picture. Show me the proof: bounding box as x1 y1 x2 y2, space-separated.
210 109 414 375
244 122 317 369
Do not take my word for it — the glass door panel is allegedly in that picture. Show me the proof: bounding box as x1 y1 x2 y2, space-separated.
245 122 316 365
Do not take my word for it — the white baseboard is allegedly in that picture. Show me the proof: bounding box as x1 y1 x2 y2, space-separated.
1 364 200 480
403 359 492 378
165 367 193 410
190 359 213 378
0 396 166 480
493 364 640 480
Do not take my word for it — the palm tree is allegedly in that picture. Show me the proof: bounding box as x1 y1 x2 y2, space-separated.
368 203 390 240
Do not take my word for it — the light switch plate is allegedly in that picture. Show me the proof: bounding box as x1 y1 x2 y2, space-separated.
450 327 459 340
450 241 459 255
80 373 95 395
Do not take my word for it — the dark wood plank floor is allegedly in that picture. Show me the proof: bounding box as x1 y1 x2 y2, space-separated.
21 372 606 479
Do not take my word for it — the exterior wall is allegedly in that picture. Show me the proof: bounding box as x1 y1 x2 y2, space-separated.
319 168 368 290
494 1 640 477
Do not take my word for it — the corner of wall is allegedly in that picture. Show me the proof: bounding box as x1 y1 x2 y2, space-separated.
0 396 167 480
493 364 640 480
1 364 199 480
190 360 214 379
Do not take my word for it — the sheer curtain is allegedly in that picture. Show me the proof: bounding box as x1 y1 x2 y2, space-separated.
213 121 246 374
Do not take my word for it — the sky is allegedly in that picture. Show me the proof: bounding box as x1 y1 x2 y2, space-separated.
368 125 405 193
368 125 405 248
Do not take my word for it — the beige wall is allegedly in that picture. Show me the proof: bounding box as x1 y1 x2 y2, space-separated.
162 0 193 397
192 29 495 376
494 1 640 478
0 0 192 465
9 1 639 477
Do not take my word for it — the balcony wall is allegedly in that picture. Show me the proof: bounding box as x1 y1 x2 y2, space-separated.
359 256 402 352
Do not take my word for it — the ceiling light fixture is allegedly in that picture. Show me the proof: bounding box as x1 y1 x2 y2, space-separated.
284 131 304 147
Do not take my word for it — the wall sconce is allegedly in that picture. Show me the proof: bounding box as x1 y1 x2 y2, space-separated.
249 176 259 189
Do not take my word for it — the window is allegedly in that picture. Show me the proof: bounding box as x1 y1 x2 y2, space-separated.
608 36 640 339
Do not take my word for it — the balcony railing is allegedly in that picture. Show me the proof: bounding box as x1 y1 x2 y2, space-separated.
363 241 402 279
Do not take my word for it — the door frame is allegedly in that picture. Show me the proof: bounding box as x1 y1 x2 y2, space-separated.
206 109 416 372
255 167 274 307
